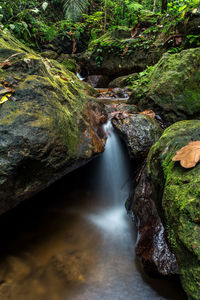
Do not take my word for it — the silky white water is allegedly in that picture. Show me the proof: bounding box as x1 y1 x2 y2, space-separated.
0 121 186 300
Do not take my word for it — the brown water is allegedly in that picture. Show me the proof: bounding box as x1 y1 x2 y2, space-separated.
0 122 187 300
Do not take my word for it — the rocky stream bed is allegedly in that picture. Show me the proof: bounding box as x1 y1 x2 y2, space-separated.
0 20 200 299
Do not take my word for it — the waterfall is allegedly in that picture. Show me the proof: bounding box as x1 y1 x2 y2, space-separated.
87 120 131 235
98 120 130 204
76 72 85 81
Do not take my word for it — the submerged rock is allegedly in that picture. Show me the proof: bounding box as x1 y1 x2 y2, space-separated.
108 73 138 88
147 120 200 299
132 166 178 276
112 113 163 158
0 30 106 215
85 75 110 88
129 48 200 125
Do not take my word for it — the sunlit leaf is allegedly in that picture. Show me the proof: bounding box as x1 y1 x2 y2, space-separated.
0 93 12 104
172 141 200 168
42 2 48 11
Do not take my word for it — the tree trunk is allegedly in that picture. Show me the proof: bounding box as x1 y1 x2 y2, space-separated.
153 0 157 12
104 0 107 33
161 0 167 13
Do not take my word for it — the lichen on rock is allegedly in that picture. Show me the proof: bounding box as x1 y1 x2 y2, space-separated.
0 29 106 214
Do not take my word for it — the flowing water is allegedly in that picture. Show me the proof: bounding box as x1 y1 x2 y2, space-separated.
0 121 186 300
76 73 85 81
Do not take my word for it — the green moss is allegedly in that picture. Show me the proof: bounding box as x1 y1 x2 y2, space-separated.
0 29 101 163
61 58 77 74
148 120 200 299
129 48 200 124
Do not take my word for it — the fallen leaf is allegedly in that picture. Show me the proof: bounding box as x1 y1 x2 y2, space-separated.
0 61 11 69
172 141 200 168
122 45 129 56
131 23 140 38
0 93 12 104
0 87 15 95
60 75 68 81
140 110 155 119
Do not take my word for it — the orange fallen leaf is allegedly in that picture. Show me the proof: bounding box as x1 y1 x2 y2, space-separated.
0 87 15 95
172 141 200 168
60 75 68 81
122 45 129 56
140 110 155 119
0 61 11 69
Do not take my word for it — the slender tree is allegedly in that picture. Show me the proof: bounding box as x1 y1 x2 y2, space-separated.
161 0 167 13
153 0 157 12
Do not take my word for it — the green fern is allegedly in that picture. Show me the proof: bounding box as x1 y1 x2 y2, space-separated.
62 0 89 22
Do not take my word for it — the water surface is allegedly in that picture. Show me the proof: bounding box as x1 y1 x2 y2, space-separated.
0 122 186 300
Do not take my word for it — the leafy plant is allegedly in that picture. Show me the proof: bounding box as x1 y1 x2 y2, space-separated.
62 0 89 21
186 34 200 46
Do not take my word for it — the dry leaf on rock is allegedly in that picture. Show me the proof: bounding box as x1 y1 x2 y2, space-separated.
140 110 155 119
122 45 129 56
0 60 11 69
172 141 200 168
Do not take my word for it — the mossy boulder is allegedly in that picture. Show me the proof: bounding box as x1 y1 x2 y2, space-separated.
129 48 200 125
138 9 158 26
40 50 59 60
77 26 164 77
108 73 138 88
0 30 106 215
148 120 200 299
57 54 77 74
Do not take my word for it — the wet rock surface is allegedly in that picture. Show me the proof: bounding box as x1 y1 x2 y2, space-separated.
132 166 179 277
85 75 110 88
0 30 106 215
112 112 163 158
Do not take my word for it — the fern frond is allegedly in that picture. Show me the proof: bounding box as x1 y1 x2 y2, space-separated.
62 0 89 22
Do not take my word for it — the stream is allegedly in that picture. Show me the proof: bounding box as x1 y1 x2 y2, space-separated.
0 120 186 300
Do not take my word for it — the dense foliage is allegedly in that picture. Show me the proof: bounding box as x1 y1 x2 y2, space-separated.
0 0 199 49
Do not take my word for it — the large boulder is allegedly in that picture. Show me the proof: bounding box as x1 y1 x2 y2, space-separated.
0 30 106 215
112 113 163 158
77 26 164 77
108 73 138 88
132 165 178 276
147 120 200 299
129 48 200 125
85 75 110 88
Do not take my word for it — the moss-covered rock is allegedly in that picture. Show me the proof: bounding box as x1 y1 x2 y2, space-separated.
148 120 200 299
0 29 106 214
77 26 164 77
137 9 158 26
129 48 200 125
40 50 59 60
108 73 138 88
57 54 77 74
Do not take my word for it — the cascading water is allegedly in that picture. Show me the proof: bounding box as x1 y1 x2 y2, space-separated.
87 119 131 235
76 72 85 81
0 121 187 299
97 120 130 204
